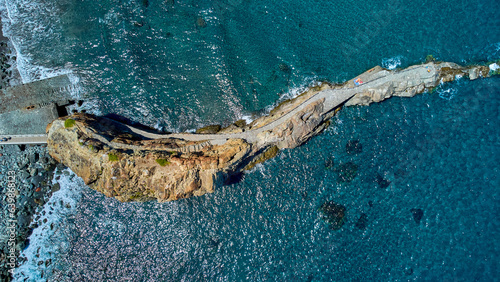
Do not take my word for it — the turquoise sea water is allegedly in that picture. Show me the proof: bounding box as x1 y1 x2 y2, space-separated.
2 0 499 280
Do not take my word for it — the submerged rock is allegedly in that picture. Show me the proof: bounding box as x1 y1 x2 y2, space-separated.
279 63 291 73
375 173 391 188
324 157 334 170
410 208 424 224
346 140 362 154
319 201 346 230
196 17 207 28
335 162 358 183
355 213 368 229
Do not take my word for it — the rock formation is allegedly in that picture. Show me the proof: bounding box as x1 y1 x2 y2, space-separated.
46 60 497 202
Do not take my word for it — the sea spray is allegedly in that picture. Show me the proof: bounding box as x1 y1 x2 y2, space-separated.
13 168 85 281
382 56 404 70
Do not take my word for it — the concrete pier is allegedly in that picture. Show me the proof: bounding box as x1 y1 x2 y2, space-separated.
0 74 78 136
0 74 75 113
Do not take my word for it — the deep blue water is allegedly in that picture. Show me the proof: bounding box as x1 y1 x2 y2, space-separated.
1 0 499 280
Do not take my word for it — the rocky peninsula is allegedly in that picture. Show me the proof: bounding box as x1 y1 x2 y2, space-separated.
46 60 497 202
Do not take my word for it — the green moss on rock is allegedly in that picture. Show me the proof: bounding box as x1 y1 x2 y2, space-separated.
196 124 221 134
244 145 279 170
108 153 119 162
155 159 171 166
64 118 76 128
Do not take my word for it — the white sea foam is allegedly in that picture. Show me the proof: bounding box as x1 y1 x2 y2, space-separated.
264 77 320 114
240 115 254 124
438 87 458 100
0 0 86 100
13 168 85 281
382 56 403 70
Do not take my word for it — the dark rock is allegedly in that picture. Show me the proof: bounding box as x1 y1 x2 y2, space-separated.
318 201 346 230
394 168 407 179
279 63 291 73
18 159 29 169
404 267 414 275
30 175 44 186
207 237 220 249
234 119 247 128
19 170 30 179
51 183 60 193
196 17 207 28
142 0 149 8
196 124 221 134
324 157 334 170
410 208 423 224
368 200 373 207
335 162 358 182
376 173 391 188
346 140 362 154
355 213 368 229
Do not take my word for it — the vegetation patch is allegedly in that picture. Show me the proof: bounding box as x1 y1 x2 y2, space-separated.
196 124 221 134
108 153 119 162
155 159 171 166
64 118 76 128
425 54 436 63
244 145 279 170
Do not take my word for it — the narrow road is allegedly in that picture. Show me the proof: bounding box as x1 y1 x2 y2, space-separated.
118 63 437 145
5 64 437 147
0 134 48 145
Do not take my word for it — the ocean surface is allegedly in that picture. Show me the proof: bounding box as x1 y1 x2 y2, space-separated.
1 0 499 280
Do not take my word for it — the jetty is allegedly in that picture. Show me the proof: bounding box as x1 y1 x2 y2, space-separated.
45 60 497 202
0 74 81 142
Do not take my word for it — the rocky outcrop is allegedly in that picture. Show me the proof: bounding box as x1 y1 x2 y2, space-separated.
47 116 254 202
46 60 497 202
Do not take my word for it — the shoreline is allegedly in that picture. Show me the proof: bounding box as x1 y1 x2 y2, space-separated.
0 19 59 281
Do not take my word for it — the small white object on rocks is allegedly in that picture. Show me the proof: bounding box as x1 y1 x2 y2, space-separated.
489 63 499 71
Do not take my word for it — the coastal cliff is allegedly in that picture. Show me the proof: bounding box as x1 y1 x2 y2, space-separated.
46 60 498 202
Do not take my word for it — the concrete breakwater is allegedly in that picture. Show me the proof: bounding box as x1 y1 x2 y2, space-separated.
46 60 498 202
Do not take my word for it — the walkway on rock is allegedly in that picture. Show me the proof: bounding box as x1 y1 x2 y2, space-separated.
117 63 437 146
6 64 437 148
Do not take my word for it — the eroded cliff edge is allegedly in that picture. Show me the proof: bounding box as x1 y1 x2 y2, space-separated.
46 61 498 202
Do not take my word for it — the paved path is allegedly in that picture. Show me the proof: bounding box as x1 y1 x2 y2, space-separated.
0 134 48 145
4 64 437 147
117 64 437 146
